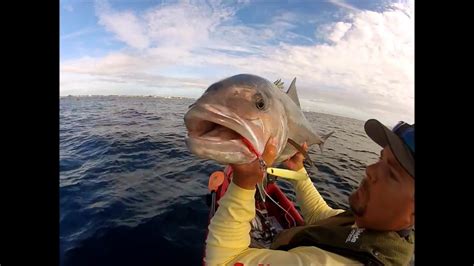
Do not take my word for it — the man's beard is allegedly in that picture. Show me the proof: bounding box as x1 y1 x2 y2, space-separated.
349 195 366 216
349 179 368 216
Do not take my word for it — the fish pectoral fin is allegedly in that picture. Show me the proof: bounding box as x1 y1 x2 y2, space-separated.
287 138 315 167
318 131 334 153
322 131 334 141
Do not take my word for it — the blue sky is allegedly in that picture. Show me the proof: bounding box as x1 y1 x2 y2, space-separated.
60 0 414 125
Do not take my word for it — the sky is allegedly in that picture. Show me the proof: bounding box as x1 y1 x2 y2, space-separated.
60 0 414 125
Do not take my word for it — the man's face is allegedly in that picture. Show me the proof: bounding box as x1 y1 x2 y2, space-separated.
349 146 414 231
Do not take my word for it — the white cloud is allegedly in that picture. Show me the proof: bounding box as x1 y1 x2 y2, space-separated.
95 0 150 49
61 0 414 124
328 0 362 12
60 72 209 97
61 53 153 74
325 22 352 43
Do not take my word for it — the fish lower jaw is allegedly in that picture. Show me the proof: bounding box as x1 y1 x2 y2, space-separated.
185 137 257 164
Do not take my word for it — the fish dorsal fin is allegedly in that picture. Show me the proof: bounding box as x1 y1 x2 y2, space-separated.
286 78 300 108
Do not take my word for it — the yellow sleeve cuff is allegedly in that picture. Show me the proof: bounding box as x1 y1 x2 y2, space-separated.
228 181 257 200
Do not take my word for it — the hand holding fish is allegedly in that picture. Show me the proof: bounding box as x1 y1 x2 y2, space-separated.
283 142 308 171
231 137 278 190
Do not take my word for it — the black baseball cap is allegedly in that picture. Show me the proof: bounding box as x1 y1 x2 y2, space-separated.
364 119 415 178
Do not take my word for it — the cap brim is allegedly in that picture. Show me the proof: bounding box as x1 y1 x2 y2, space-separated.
364 119 414 178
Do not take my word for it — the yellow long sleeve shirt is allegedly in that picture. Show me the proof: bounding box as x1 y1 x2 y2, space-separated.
205 167 362 265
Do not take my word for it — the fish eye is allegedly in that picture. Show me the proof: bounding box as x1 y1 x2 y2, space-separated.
256 98 265 110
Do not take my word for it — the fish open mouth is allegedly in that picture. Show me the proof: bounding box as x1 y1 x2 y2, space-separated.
184 104 252 143
188 120 242 141
184 105 261 164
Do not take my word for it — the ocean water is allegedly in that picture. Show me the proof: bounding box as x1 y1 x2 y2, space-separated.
60 95 381 265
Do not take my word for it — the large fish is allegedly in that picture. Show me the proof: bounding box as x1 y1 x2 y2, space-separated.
184 74 333 165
